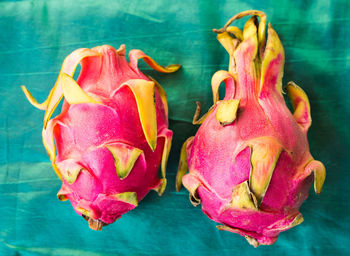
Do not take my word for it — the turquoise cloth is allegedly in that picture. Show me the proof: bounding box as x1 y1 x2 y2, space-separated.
1 0 349 255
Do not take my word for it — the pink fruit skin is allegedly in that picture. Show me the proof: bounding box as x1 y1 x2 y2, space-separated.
178 11 325 246
23 45 180 229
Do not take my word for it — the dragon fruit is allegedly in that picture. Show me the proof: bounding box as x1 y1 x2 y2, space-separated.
22 44 180 230
176 10 326 247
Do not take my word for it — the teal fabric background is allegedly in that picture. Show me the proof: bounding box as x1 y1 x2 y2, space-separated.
1 0 349 255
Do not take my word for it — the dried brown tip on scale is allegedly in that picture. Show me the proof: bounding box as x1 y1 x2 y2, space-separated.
192 101 202 124
192 101 215 125
189 191 201 207
82 215 108 231
245 236 260 248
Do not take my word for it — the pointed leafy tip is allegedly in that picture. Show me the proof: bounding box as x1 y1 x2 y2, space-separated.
42 119 63 181
216 31 239 74
56 159 84 184
290 213 304 227
42 118 62 180
243 16 258 41
211 70 236 104
128 49 181 73
21 85 49 110
61 73 100 105
116 44 126 54
226 26 243 41
51 163 62 181
153 178 167 196
260 23 285 97
106 144 143 180
216 226 261 247
286 81 312 131
245 236 260 248
43 83 62 129
257 14 267 53
212 10 266 35
182 174 201 206
217 32 239 56
76 207 92 218
147 75 169 117
43 48 100 129
236 15 259 64
216 99 240 126
304 160 326 194
216 225 236 232
232 17 258 97
249 137 283 205
192 102 215 125
176 136 194 191
57 185 70 201
227 181 258 210
117 79 157 151
265 213 304 237
212 10 266 68
113 191 138 206
159 129 173 189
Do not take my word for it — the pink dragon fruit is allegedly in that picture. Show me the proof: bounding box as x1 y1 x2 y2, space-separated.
176 10 326 247
22 44 180 230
